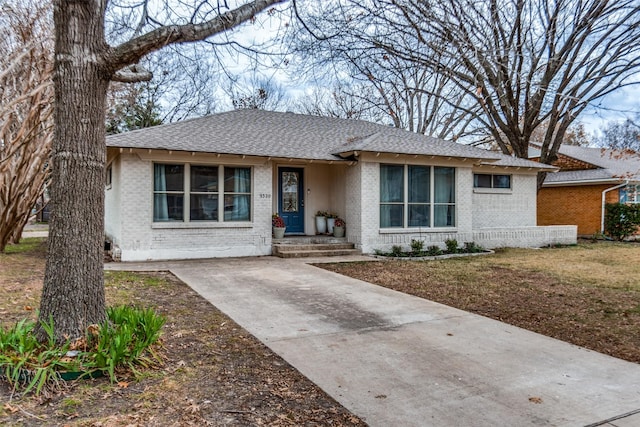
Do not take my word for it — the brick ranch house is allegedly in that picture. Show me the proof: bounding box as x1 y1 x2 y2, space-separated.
532 144 640 236
104 109 576 261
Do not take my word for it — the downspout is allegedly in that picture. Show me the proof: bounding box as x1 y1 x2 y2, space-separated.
601 181 629 234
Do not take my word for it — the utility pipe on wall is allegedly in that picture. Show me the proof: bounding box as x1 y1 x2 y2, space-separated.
601 181 629 234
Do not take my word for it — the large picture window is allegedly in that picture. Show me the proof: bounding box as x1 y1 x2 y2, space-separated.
380 164 455 228
154 163 251 222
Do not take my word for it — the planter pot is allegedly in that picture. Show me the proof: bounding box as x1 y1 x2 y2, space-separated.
315 216 327 234
273 227 286 239
333 226 345 238
327 218 336 234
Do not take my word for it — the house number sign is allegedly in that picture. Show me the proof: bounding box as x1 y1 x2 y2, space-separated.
259 193 271 199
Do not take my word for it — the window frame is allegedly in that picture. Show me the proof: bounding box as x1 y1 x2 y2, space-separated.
380 164 456 229
153 162 252 224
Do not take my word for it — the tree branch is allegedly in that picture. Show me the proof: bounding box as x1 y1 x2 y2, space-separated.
107 0 285 76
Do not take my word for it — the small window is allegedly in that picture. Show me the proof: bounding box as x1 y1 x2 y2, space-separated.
474 173 511 189
622 184 640 204
105 165 112 187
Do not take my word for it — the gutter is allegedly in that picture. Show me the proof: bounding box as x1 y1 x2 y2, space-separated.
601 181 629 233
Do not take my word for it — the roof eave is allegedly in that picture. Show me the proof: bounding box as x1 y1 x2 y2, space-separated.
542 178 636 187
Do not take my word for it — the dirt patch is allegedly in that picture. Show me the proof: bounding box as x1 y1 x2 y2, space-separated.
319 244 640 365
0 241 365 426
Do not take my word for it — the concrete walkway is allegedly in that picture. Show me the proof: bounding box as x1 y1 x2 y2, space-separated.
106 256 640 427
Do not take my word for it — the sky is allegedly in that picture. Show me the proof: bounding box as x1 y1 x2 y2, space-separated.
143 1 640 143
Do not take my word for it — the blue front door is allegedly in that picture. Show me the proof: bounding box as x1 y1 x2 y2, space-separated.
278 167 304 234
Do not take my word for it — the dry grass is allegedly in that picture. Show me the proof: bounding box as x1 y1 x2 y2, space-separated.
0 238 364 426
320 241 640 364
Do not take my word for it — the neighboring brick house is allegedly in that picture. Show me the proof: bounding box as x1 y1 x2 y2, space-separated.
532 144 640 236
104 110 576 261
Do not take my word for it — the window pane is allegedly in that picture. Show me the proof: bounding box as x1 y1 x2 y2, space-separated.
191 165 218 192
474 174 491 188
224 195 251 221
381 165 404 203
493 174 511 189
434 205 455 227
434 167 455 203
224 167 251 193
380 204 403 228
282 171 299 213
154 194 183 221
190 194 218 221
408 204 430 227
154 164 184 192
409 166 430 203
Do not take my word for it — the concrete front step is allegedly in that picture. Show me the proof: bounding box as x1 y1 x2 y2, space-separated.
274 248 361 258
272 242 359 258
275 243 355 251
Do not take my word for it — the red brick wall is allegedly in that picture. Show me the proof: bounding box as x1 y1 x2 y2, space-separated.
537 185 620 236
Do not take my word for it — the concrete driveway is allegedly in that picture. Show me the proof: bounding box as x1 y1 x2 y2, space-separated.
106 256 640 427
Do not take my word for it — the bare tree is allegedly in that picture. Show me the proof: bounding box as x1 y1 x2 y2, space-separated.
294 0 640 184
39 0 286 343
0 0 53 252
295 83 385 121
226 74 289 110
597 117 640 151
290 1 478 140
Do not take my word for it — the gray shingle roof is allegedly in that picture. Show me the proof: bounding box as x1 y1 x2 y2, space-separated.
541 145 640 184
106 109 551 169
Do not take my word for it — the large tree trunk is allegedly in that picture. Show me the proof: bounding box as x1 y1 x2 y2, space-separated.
37 0 109 342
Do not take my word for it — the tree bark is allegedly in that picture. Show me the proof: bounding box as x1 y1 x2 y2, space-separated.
37 0 285 343
37 0 109 341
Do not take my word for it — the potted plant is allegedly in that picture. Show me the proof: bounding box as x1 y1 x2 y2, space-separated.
272 213 286 239
326 212 338 234
315 210 328 234
333 218 345 237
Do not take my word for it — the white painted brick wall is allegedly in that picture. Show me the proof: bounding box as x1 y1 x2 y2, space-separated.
355 164 575 253
107 153 273 261
104 157 121 246
344 161 363 247
472 173 538 228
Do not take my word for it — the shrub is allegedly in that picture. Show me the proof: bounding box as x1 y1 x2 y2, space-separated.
604 203 640 241
426 245 443 256
445 239 459 254
390 245 403 257
410 239 424 253
463 242 484 253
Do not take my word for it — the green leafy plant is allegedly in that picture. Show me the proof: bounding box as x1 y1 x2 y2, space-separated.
390 245 403 257
410 239 424 254
426 245 443 256
604 203 640 241
0 306 165 395
463 242 484 253
445 239 459 254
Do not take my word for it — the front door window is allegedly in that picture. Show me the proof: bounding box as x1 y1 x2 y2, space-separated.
282 172 299 212
278 167 305 234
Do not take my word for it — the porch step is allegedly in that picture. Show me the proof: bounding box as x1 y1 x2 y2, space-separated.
272 242 360 258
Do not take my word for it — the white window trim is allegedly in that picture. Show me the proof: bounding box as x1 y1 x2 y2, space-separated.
152 162 253 225
380 164 456 229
